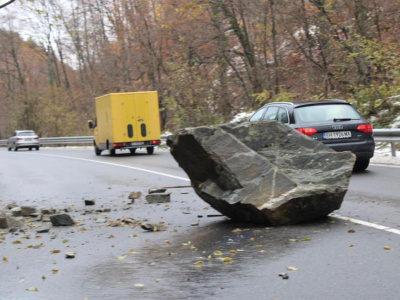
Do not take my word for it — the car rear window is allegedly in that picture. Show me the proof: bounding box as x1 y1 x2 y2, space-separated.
18 131 36 136
295 104 361 123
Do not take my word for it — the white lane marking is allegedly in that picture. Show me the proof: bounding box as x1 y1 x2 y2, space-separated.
37 153 191 182
330 213 400 235
370 163 400 169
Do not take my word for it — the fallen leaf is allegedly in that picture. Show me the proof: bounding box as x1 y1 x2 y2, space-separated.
62 239 69 243
108 234 115 239
42 275 46 280
79 227 87 231
128 249 136 254
134 283 145 288
348 229 356 233
50 250 61 254
117 255 126 260
383 246 392 250
2 257 8 262
229 250 237 254
12 240 22 244
349 244 355 247
26 287 38 292
213 250 223 256
286 266 299 271
300 237 311 242
194 261 204 268
218 257 232 263
232 228 242 233
52 269 59 274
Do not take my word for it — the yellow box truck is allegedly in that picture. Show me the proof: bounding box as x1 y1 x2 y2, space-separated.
88 91 161 156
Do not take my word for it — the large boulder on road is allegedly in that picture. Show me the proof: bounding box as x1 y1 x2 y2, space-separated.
166 121 355 225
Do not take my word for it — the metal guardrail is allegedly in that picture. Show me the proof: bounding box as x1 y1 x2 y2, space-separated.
371 129 400 157
0 130 399 156
0 135 168 147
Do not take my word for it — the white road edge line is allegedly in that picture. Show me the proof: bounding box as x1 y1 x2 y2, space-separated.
37 153 191 182
370 163 400 169
330 213 400 235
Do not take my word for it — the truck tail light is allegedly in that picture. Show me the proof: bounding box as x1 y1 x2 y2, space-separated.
113 143 124 147
295 128 318 136
151 140 161 145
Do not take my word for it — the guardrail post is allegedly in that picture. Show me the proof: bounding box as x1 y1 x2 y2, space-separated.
391 142 397 157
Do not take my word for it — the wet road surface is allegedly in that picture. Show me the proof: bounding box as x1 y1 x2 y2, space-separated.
0 148 400 300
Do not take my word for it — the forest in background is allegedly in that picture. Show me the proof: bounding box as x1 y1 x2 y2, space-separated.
0 0 400 138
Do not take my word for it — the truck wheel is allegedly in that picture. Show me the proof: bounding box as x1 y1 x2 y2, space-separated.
110 149 116 156
129 148 136 155
147 147 154 154
94 144 102 156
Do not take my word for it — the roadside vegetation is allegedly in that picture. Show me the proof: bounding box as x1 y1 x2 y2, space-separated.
0 0 399 138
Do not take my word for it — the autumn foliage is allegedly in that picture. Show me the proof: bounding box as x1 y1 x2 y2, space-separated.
0 0 400 138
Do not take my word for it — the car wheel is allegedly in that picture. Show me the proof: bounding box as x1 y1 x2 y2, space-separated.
147 147 154 155
13 145 18 151
29 148 32 151
354 159 370 172
110 149 116 156
129 148 137 155
8 146 11 151
36 147 40 151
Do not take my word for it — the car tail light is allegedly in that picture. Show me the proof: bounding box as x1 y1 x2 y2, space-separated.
151 140 161 145
17 137 23 140
113 143 124 147
296 128 318 136
357 124 373 133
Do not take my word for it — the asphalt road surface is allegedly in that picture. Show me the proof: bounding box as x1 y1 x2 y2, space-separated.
0 147 399 300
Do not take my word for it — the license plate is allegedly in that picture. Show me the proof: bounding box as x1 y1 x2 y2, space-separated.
323 131 351 139
25 138 32 141
129 142 144 146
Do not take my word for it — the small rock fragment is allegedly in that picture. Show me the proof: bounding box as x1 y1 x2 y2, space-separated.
20 206 37 217
50 214 75 226
148 188 167 194
65 252 76 259
145 193 171 204
11 207 22 217
0 215 8 229
141 223 168 232
41 209 57 215
36 227 51 234
279 273 289 279
84 200 96 206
